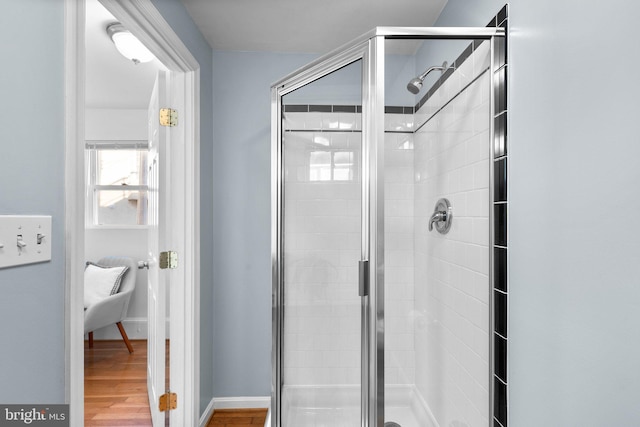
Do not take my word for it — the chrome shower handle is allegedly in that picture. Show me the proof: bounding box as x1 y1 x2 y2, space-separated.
429 198 453 234
428 211 448 231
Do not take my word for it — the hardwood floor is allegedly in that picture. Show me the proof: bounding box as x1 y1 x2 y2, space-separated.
206 409 268 427
85 339 268 427
85 339 152 426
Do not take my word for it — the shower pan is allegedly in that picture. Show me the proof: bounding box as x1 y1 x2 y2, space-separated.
272 22 507 427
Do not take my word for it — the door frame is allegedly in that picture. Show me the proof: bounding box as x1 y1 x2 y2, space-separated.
64 0 201 425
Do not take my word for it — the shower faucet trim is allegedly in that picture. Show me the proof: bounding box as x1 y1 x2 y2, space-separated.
429 198 453 234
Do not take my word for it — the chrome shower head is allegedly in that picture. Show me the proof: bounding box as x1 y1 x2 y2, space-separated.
406 61 448 94
406 77 423 94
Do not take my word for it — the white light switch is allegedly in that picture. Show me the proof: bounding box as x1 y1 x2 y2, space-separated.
0 215 52 269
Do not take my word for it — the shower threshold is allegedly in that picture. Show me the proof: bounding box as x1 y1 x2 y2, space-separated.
281 385 436 427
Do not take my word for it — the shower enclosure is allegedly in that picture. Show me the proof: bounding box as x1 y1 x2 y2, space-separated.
272 22 507 427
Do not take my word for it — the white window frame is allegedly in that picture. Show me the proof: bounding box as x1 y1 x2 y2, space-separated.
85 139 149 228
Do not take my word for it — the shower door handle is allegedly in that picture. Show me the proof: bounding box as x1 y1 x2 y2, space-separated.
359 260 369 297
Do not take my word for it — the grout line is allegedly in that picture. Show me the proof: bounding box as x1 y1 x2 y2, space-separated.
495 331 507 341
495 374 508 386
495 63 508 73
284 129 362 133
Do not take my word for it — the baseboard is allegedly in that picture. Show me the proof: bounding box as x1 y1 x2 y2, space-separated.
199 398 216 427
213 396 271 409
199 396 271 427
86 317 170 340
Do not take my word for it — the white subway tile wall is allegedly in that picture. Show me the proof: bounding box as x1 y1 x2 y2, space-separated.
282 126 362 387
384 128 416 386
412 41 491 427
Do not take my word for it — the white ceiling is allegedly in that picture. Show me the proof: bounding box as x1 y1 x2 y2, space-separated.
85 0 164 109
179 0 449 54
85 0 449 108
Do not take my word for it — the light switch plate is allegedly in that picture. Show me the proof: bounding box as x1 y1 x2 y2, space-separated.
0 215 52 269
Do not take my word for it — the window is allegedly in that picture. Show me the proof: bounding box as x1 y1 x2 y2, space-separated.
86 141 148 226
309 150 355 181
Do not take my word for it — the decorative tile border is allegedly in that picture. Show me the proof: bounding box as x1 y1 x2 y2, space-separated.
283 104 413 114
490 5 509 427
282 105 414 133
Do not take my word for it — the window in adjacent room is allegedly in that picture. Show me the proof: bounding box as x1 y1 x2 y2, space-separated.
86 141 148 226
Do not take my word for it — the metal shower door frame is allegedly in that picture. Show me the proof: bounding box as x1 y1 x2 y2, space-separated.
271 26 505 427
271 37 372 427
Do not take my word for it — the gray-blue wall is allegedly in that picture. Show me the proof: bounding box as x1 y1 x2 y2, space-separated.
211 51 317 397
149 0 215 415
435 1 640 425
0 0 215 415
0 0 65 403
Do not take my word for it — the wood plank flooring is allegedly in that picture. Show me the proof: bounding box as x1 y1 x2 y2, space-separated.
206 409 268 426
85 339 268 427
85 339 152 426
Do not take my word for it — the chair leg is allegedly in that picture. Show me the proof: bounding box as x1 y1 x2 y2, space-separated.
116 322 134 354
88 331 94 348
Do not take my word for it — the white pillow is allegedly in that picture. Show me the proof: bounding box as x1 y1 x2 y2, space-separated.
84 263 129 309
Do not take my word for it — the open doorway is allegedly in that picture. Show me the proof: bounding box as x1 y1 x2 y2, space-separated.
65 0 201 425
83 0 166 424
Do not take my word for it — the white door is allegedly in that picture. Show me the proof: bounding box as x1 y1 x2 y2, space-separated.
147 70 170 427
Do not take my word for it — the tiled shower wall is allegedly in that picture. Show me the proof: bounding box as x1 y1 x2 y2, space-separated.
384 125 416 386
414 41 492 426
282 115 362 387
281 109 418 388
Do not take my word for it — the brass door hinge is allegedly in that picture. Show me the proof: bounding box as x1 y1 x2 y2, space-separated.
159 251 178 269
159 392 177 412
160 108 178 127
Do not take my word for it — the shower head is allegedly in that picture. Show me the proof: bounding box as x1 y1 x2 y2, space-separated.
406 61 448 94
406 77 423 94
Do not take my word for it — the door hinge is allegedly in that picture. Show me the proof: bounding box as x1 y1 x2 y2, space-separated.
159 392 177 412
159 251 178 269
159 108 178 127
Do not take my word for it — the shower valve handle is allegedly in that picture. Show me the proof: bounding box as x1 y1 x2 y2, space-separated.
429 198 453 234
428 211 448 231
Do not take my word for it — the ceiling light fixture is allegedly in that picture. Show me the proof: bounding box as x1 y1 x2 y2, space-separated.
106 22 155 65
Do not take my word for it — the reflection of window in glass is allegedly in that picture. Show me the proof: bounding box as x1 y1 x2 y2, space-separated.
333 151 354 181
86 142 149 226
310 150 354 181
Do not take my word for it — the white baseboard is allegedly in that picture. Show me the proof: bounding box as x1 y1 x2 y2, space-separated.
86 317 170 340
199 396 271 427
213 396 271 409
199 398 216 427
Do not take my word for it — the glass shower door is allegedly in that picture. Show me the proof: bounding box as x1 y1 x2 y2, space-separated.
276 58 365 426
273 26 504 427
